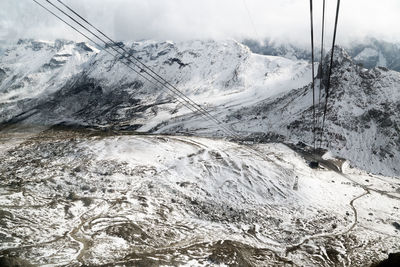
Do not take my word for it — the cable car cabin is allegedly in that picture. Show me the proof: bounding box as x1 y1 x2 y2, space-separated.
309 161 319 169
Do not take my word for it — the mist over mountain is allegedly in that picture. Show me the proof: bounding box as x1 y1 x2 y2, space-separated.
243 37 400 72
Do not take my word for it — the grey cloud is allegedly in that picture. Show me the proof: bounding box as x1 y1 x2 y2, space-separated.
1 0 400 45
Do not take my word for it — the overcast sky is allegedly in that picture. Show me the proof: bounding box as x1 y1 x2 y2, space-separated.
1 0 400 46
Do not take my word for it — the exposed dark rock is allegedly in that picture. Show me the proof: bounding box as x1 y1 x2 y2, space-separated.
0 256 36 267
76 42 93 52
372 253 400 267
0 68 6 83
106 223 150 243
392 222 400 230
163 58 189 68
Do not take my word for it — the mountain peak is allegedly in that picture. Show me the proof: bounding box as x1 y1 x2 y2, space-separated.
323 45 353 68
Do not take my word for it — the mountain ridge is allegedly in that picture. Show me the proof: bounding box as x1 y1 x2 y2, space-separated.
243 37 400 72
0 39 399 177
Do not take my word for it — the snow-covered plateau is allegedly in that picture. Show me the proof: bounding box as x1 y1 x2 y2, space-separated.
0 39 399 266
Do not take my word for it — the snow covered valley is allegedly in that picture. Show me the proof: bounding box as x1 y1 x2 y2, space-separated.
0 126 399 266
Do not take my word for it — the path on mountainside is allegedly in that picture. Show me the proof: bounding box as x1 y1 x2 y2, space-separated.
341 173 400 201
67 198 131 265
285 190 370 256
285 143 399 262
347 189 370 232
288 142 400 201
68 211 92 264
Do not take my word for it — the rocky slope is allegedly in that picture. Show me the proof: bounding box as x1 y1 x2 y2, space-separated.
228 47 400 177
0 127 399 266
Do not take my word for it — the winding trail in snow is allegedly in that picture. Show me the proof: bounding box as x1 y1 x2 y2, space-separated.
68 216 89 264
283 144 398 263
284 189 370 257
347 190 370 232
67 201 110 265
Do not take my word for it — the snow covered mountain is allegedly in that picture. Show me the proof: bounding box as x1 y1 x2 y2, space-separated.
346 38 400 71
1 39 399 177
0 39 400 266
242 39 311 61
229 47 400 177
0 39 311 129
244 37 400 72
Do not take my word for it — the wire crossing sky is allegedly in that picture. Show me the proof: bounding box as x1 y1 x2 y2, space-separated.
1 0 400 45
